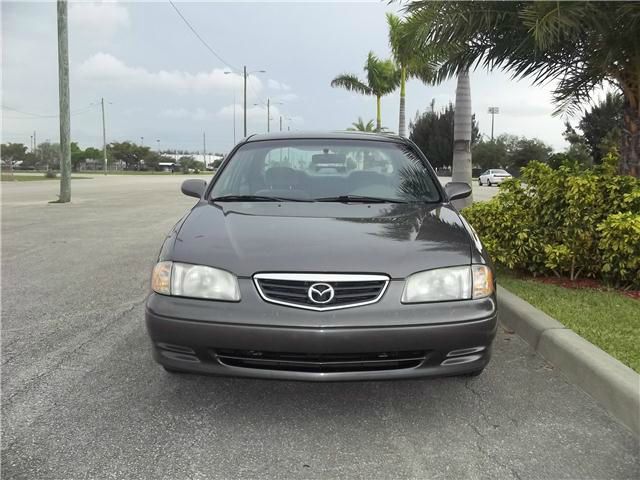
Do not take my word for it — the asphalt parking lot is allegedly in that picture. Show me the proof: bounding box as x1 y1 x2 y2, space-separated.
2 175 638 479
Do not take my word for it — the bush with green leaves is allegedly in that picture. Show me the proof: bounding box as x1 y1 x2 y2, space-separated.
462 152 640 288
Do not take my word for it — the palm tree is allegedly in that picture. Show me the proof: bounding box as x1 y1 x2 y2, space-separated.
386 13 438 137
403 1 640 177
347 118 376 132
331 52 400 132
451 70 473 207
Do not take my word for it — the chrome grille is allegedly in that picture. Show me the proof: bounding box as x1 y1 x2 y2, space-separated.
253 273 389 311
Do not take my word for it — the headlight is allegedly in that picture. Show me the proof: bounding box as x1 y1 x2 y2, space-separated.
151 261 240 301
401 265 493 303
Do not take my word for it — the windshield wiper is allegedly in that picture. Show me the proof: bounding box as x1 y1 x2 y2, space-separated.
210 195 312 202
313 195 406 204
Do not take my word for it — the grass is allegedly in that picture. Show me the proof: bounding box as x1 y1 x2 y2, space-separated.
498 271 640 373
1 174 92 182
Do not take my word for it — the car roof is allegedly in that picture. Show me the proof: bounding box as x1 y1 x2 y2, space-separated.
243 130 408 144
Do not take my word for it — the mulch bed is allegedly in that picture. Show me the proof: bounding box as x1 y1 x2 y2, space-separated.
534 276 640 300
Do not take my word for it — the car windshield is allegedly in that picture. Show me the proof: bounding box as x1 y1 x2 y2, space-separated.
209 139 441 203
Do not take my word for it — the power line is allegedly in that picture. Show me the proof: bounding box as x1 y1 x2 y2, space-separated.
168 1 240 72
1 104 96 119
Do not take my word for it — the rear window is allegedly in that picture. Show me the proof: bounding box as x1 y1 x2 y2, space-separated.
493 169 509 175
210 139 441 202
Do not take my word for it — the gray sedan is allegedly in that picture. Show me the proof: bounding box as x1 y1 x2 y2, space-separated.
145 131 497 381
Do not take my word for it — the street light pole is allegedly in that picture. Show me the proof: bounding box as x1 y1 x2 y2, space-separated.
226 67 265 138
488 106 500 141
243 65 247 137
267 98 270 133
101 97 107 175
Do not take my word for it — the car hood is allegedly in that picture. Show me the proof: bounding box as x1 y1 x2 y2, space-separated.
171 202 472 278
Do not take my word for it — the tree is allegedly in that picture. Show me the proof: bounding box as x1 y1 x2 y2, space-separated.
472 139 509 171
1 143 28 166
403 1 640 177
579 92 624 165
37 142 61 170
347 118 376 132
452 71 473 207
562 122 592 168
409 102 479 169
387 13 437 137
178 155 204 172
500 134 552 173
70 142 84 171
108 141 150 169
331 52 400 132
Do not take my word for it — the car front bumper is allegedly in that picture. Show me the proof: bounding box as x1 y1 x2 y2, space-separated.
145 282 498 382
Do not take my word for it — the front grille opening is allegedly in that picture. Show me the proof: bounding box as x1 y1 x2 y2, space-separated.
255 275 388 310
213 349 427 373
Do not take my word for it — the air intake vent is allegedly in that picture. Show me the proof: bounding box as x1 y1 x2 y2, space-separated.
214 349 427 373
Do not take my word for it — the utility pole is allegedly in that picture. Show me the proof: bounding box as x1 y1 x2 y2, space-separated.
488 106 499 141
101 97 107 175
57 0 71 202
267 98 270 133
279 115 283 132
33 131 37 161
243 65 247 137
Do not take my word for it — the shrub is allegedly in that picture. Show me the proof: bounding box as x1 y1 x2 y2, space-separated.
44 170 57 178
597 213 640 288
462 152 640 287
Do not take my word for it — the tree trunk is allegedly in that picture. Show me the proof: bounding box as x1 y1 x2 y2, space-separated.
620 95 640 177
451 70 473 208
398 66 406 137
376 95 382 132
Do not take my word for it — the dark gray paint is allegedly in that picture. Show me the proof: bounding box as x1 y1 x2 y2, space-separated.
147 132 496 380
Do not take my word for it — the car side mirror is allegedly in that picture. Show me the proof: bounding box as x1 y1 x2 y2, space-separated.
181 179 207 199
445 182 472 201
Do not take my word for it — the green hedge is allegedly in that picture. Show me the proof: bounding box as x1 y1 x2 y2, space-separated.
462 153 640 288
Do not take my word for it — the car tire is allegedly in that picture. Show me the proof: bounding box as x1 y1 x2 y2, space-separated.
478 179 483 186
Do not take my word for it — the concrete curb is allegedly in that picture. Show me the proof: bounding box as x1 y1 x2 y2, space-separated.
497 285 640 436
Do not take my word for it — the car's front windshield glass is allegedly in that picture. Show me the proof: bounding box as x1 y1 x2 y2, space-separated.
209 139 441 203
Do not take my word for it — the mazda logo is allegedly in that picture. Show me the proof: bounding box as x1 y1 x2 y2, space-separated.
308 283 335 304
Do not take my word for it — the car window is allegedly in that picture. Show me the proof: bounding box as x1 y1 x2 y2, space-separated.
210 139 441 202
494 169 509 175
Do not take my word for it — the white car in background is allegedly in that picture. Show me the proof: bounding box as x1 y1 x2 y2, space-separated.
478 169 512 186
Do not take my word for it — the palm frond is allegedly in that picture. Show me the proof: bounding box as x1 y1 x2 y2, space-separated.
330 74 372 95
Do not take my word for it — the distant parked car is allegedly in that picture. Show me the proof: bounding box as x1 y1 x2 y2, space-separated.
478 169 512 186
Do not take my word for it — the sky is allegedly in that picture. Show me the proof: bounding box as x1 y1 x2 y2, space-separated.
2 0 572 154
